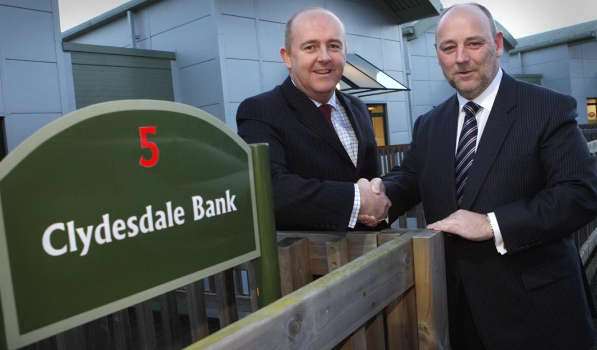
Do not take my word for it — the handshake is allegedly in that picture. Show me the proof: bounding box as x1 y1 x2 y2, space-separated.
356 178 391 227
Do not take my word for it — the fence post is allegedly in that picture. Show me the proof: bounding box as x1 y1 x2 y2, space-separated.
251 144 281 307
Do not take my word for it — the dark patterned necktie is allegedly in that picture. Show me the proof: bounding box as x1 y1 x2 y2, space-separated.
455 101 481 203
319 104 332 124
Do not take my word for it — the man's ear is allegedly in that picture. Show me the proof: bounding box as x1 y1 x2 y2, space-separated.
495 32 504 57
280 47 292 69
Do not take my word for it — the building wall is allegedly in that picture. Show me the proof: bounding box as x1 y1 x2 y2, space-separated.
70 0 225 120
213 0 412 142
405 27 453 122
0 0 75 151
569 40 597 124
68 0 413 143
506 39 597 124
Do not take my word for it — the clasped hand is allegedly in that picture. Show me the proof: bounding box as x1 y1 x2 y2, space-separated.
357 178 391 227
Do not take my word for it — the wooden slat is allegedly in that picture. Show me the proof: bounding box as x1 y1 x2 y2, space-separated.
111 309 132 350
278 237 312 295
413 232 449 350
365 314 386 350
158 292 180 349
338 328 367 350
381 231 419 349
187 280 209 341
85 317 111 350
214 269 239 328
277 231 348 275
135 301 157 350
386 287 418 350
189 235 415 350
347 232 379 260
55 326 86 350
326 238 349 272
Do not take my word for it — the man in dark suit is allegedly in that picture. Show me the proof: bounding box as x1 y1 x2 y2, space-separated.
236 8 390 231
373 3 597 349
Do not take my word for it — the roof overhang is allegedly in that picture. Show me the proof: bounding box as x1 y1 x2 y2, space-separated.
383 0 441 24
340 53 409 98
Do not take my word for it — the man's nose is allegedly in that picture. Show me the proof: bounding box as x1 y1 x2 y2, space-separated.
455 46 469 63
318 47 332 62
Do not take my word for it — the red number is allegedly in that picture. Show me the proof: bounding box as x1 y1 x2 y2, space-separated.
138 126 159 168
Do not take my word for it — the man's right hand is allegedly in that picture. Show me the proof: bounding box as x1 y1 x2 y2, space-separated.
357 178 391 227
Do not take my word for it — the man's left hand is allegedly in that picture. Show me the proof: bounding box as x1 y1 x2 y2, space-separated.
427 209 493 241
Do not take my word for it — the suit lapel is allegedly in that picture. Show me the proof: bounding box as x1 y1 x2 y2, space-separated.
435 96 460 210
337 92 364 170
461 74 518 209
280 77 354 167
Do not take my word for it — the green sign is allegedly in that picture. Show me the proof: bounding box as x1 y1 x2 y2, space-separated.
0 100 261 349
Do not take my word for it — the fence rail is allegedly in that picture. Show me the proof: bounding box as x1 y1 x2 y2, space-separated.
189 230 448 350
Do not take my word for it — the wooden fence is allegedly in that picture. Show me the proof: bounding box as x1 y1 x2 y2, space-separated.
189 229 448 349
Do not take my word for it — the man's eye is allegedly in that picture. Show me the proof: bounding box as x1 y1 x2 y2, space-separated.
468 41 483 48
441 45 455 53
329 43 342 51
303 45 315 52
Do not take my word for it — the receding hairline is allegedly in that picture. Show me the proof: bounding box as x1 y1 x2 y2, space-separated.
284 7 345 52
436 3 498 39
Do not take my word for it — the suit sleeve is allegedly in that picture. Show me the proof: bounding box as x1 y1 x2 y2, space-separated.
383 116 423 222
494 96 597 253
236 97 356 231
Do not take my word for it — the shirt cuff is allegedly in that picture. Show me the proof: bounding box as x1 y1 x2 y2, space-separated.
348 184 360 228
488 212 507 255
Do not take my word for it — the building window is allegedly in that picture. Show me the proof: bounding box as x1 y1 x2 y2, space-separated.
588 98 597 125
367 104 388 146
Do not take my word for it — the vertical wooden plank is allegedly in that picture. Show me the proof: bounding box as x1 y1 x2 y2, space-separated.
347 233 379 261
56 326 86 350
326 238 349 272
365 314 386 350
291 238 311 287
386 287 418 350
187 280 209 342
347 232 384 349
338 327 367 350
278 238 295 296
111 309 132 350
85 317 111 350
278 238 312 295
135 301 157 350
413 232 449 350
158 292 180 349
214 269 239 328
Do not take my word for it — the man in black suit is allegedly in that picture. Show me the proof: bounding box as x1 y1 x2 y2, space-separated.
236 8 390 231
370 3 597 349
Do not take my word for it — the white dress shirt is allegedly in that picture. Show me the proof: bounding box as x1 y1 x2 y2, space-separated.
311 92 361 228
455 68 507 254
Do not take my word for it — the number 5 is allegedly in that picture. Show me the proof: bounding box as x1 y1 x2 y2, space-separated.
138 126 159 168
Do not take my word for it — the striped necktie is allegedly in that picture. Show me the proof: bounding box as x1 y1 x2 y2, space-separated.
455 101 481 204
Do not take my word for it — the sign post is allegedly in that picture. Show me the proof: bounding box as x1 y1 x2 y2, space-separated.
0 100 280 349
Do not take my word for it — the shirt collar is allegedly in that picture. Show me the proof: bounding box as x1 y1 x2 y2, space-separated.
457 68 503 112
290 78 338 110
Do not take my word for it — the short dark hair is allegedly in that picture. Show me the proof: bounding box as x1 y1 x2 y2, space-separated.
284 7 345 52
438 3 498 37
